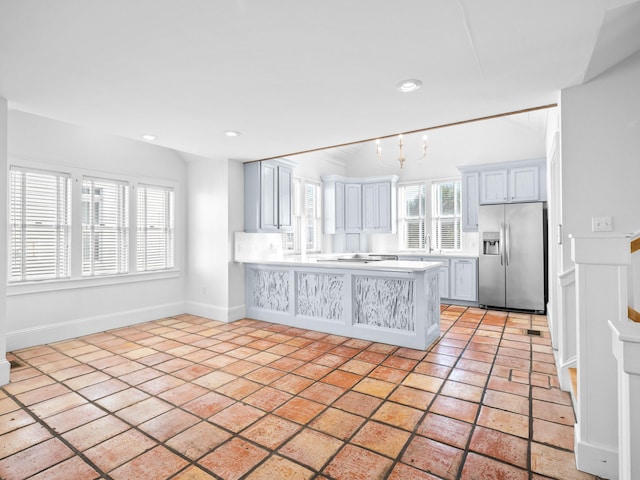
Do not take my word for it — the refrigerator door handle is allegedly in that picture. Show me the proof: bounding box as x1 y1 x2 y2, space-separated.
505 223 511 266
500 222 505 266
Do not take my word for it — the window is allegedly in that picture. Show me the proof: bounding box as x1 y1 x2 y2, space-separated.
432 179 461 251
137 184 175 271
282 178 321 254
303 181 322 253
82 177 129 276
398 183 426 250
9 166 72 282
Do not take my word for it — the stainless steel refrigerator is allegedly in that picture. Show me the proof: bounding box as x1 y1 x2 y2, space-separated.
478 202 546 312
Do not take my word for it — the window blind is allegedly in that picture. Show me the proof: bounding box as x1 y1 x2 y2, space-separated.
282 178 301 253
9 167 72 282
432 180 461 251
304 182 322 253
399 183 426 250
82 177 129 276
137 184 175 271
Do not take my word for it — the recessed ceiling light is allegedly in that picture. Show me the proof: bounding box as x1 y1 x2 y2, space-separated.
224 130 241 137
396 79 423 93
142 134 156 141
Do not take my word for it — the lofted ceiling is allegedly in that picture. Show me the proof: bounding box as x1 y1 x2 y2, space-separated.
1 0 640 162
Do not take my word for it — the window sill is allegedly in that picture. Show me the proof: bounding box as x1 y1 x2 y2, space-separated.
7 269 181 296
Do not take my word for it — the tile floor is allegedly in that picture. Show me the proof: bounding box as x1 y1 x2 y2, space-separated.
0 306 598 480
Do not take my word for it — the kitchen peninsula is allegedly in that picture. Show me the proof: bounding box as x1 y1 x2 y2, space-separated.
244 257 441 350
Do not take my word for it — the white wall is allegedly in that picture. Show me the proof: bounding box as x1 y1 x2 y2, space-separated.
0 98 9 384
561 50 640 269
6 111 187 350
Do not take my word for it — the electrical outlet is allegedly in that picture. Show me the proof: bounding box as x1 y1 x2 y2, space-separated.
592 216 613 232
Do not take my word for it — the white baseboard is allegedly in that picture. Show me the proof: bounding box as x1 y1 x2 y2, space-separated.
574 423 618 479
6 302 186 351
0 358 10 387
185 301 246 323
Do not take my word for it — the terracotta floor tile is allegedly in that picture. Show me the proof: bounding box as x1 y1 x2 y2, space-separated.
309 407 365 440
245 366 287 385
367 343 399 355
44 403 108 434
294 362 333 380
353 377 396 398
413 361 451 378
247 351 281 365
221 359 262 376
402 372 444 393
246 454 314 480
216 377 262 400
477 406 530 438
533 418 575 451
448 368 488 387
425 352 459 367
279 429 343 471
401 436 464 480
209 402 265 432
182 391 235 418
244 386 293 411
27 456 99 480
63 371 111 390
456 358 493 374
417 413 472 449
166 422 231 460
274 397 325 424
532 399 576 426
430 395 479 424
389 385 435 410
0 438 73 480
469 425 529 468
62 415 129 450
170 465 218 480
30 392 88 419
241 414 301 449
460 452 528 480
352 421 411 457
487 375 531 397
192 370 237 389
140 409 199 441
138 375 186 395
441 380 484 403
84 428 156 472
270 373 314 395
333 390 383 417
0 409 36 436
16 383 71 406
199 438 269 480
117 397 173 425
483 389 530 415
320 369 362 389
158 383 209 406
0 423 52 459
532 386 573 405
269 356 305 372
354 350 387 364
372 401 423 431
78 378 129 400
339 358 377 375
110 445 188 480
323 444 393 479
389 462 442 479
531 442 596 480
299 382 344 405
96 387 150 412
369 365 409 383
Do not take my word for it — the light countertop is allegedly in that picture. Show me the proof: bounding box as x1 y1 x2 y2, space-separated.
244 257 443 273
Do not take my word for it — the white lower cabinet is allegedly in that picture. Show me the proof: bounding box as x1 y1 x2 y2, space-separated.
398 255 477 304
450 258 478 302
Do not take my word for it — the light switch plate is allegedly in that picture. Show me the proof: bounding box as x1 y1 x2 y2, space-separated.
592 216 613 232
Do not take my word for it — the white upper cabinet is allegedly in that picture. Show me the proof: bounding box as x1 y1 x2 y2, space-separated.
322 175 398 235
461 171 479 232
480 169 508 204
362 181 394 232
344 183 362 232
244 159 294 233
459 160 546 223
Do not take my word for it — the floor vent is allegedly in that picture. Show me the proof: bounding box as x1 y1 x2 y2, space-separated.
9 360 25 370
525 329 542 336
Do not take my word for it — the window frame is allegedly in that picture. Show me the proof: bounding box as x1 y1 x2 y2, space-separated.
431 178 462 252
397 181 427 251
282 177 322 255
7 159 179 294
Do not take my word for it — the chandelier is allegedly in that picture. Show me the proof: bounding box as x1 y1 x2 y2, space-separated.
375 134 428 169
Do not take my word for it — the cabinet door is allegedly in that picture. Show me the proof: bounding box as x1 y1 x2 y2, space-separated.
260 161 279 230
450 258 478 301
344 183 362 232
480 169 508 204
278 165 293 229
376 182 392 231
461 172 479 231
362 183 377 230
439 265 450 299
509 166 539 202
335 181 345 231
